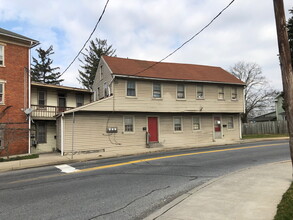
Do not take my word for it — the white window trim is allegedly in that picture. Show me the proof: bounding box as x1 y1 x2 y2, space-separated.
125 80 137 98
0 44 5 67
176 84 186 100
231 87 238 101
227 116 235 130
218 86 225 100
152 82 163 99
192 116 201 131
196 85 205 100
173 116 183 132
123 115 135 134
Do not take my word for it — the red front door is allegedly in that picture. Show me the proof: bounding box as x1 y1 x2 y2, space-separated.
148 117 158 142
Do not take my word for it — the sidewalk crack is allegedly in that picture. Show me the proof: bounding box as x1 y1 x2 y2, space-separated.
88 185 170 220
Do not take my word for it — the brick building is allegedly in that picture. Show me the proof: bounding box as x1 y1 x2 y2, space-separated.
0 28 38 156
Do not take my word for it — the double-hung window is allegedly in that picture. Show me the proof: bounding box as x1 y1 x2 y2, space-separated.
0 83 4 104
192 116 201 130
124 116 134 132
76 94 84 107
99 65 103 81
0 45 4 66
38 90 46 107
127 81 136 97
196 85 204 99
218 86 224 100
227 116 234 129
173 117 182 131
177 84 185 99
231 87 237 100
153 82 161 98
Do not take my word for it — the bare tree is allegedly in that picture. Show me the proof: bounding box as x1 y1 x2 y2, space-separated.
230 61 278 122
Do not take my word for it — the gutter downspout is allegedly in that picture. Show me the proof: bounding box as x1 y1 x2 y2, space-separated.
239 114 242 139
240 86 246 139
28 42 32 154
61 112 64 156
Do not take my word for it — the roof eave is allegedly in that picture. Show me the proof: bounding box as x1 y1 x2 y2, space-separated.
113 74 246 86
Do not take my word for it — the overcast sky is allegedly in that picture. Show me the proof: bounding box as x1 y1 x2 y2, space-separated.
0 0 292 90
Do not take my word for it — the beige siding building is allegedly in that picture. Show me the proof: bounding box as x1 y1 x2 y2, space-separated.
31 82 91 153
57 56 245 155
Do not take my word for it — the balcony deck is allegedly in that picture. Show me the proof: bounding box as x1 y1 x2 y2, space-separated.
31 105 74 120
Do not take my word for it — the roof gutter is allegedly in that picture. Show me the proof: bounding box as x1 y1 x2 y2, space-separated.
113 74 246 86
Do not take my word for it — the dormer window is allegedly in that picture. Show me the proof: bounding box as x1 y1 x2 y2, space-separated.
0 45 4 66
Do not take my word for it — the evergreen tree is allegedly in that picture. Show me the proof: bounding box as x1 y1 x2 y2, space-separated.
288 8 293 67
78 38 116 90
31 46 64 85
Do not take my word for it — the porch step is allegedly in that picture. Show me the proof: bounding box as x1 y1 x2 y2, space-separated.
147 142 164 148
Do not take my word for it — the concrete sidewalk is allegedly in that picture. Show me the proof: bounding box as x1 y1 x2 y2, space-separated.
146 161 292 220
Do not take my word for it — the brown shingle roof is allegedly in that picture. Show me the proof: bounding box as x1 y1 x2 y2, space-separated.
103 56 245 85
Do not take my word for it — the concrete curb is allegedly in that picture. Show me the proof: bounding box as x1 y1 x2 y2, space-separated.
0 137 289 173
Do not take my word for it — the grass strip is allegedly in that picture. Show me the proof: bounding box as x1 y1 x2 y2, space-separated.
274 182 293 220
0 154 39 162
242 134 289 139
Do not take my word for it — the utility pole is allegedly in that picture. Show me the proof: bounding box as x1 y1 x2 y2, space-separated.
273 0 293 176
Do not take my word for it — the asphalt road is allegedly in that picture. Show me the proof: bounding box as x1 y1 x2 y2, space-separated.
0 140 290 220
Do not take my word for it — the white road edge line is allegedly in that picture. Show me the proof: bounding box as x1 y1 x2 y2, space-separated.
55 164 79 173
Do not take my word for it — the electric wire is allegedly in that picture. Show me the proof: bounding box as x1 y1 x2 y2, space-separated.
60 0 110 77
132 0 235 76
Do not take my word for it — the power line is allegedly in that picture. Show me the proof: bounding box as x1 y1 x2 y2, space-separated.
132 0 235 76
60 0 110 77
